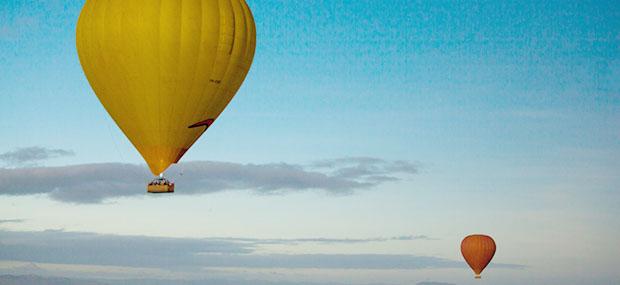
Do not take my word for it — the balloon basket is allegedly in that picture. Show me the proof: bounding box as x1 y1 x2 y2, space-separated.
147 177 175 194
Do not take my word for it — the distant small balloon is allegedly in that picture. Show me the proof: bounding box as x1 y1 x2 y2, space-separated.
461 234 496 279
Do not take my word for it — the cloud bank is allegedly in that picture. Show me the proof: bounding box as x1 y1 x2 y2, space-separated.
0 229 467 271
0 158 417 203
0 229 522 271
0 274 394 285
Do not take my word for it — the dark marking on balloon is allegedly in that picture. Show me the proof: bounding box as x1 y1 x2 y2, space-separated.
176 119 215 164
209 79 221 84
174 148 189 163
188 118 215 129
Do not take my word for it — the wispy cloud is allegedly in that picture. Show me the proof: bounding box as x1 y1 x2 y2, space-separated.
0 158 418 204
311 157 387 168
228 235 437 245
0 274 106 285
0 229 522 272
0 274 395 285
0 147 74 167
0 229 253 268
191 254 462 270
0 219 24 224
311 157 418 176
416 282 457 285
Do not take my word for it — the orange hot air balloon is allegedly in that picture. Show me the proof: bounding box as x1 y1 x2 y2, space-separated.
461 234 496 279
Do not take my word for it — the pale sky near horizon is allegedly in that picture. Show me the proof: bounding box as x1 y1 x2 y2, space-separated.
1 1 619 285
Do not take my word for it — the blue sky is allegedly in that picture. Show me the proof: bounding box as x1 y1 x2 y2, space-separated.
1 1 619 285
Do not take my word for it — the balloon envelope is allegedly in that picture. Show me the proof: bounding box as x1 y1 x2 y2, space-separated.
77 0 256 175
461 234 496 279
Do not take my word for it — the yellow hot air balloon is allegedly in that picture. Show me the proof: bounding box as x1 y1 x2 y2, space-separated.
76 0 256 191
